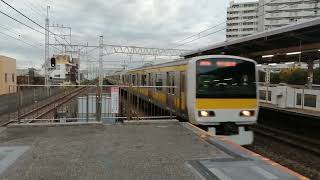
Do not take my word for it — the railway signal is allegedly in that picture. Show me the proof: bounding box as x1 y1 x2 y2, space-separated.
50 57 56 67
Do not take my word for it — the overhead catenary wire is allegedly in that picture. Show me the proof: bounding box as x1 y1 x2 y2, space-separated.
172 0 280 47
173 1 290 48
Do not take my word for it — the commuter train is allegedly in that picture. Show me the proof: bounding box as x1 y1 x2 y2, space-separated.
107 55 259 145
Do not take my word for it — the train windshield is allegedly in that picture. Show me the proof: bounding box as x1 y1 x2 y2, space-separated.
196 58 256 98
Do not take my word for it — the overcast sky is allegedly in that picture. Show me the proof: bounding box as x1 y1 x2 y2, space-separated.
0 0 253 69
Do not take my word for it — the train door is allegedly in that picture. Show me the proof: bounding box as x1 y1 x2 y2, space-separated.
148 73 153 100
166 72 175 111
180 71 187 116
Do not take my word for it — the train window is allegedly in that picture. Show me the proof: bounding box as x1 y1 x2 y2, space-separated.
296 93 302 105
141 74 147 86
171 75 175 94
304 94 316 108
148 73 152 86
155 73 163 91
132 74 136 85
259 90 266 100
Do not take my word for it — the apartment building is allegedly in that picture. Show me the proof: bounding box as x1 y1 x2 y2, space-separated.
259 0 320 31
0 55 16 95
226 1 259 39
226 0 320 39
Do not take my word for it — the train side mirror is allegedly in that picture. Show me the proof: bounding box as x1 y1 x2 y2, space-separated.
51 57 56 67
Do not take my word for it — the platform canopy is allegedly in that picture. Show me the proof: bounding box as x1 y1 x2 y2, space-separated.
182 17 320 64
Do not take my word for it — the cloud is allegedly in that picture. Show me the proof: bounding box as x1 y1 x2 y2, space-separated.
0 0 233 69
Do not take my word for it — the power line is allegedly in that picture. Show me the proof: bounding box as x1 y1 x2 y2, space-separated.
0 9 45 34
25 0 45 15
0 24 20 36
172 0 279 47
0 0 73 47
0 22 61 53
174 1 289 48
0 30 41 49
23 1 45 20
29 0 46 12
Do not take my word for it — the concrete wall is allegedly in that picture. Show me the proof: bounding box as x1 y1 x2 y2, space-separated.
0 86 62 116
259 85 320 111
0 56 16 95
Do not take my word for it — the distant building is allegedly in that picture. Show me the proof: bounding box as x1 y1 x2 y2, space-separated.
49 55 78 84
226 0 320 40
17 68 44 85
257 62 320 73
0 55 16 95
226 1 259 40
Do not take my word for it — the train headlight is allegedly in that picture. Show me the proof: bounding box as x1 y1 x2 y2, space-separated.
198 111 215 117
240 110 255 117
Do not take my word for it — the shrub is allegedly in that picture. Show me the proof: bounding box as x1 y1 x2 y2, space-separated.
270 72 280 84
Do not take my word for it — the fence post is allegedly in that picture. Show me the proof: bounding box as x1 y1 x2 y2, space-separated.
17 85 21 123
170 92 173 120
7 86 11 123
96 85 101 122
302 88 305 109
86 93 89 122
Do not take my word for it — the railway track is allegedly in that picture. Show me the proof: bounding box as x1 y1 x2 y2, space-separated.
250 124 320 156
1 86 88 126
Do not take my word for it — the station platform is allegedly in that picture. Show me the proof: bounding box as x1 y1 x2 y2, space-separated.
260 102 320 119
0 120 307 180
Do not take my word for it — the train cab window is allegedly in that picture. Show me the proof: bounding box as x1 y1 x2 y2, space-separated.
196 58 256 98
155 73 163 91
141 74 147 86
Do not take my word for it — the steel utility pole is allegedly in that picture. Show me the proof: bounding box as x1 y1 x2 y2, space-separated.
44 6 50 85
99 35 104 86
78 48 81 84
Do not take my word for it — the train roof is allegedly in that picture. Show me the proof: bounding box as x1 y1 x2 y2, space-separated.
128 55 256 73
128 58 188 72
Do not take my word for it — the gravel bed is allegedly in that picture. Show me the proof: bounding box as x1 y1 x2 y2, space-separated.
247 134 320 180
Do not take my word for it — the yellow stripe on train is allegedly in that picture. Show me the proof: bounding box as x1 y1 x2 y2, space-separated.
196 99 258 109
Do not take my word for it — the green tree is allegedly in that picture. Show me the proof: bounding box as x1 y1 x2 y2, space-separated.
279 68 294 83
286 68 308 85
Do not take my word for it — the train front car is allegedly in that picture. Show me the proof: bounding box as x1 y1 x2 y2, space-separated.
187 55 258 145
